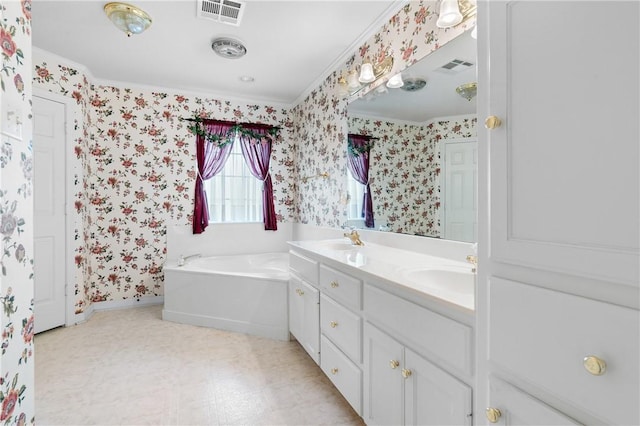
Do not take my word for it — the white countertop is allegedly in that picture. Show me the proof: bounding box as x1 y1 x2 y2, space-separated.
287 238 475 313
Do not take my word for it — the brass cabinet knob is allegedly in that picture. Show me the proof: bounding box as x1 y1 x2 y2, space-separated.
486 407 502 423
484 115 502 129
329 321 338 328
389 360 400 369
583 355 607 376
295 288 304 296
330 281 339 288
401 368 412 379
331 368 339 375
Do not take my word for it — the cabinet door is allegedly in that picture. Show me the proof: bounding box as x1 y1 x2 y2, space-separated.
289 275 320 364
363 323 404 425
302 279 320 364
485 0 639 286
405 348 472 426
488 378 580 425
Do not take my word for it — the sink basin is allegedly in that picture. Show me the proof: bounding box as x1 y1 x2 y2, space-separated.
316 240 358 251
401 267 474 295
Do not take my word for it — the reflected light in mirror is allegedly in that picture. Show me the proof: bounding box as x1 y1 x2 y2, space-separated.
387 73 404 89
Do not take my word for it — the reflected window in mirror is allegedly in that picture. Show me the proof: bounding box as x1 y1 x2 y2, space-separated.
346 176 366 228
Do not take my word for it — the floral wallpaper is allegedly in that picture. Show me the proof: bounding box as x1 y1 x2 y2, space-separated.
31 0 474 313
33 52 295 311
349 115 477 236
0 0 35 423
291 1 475 228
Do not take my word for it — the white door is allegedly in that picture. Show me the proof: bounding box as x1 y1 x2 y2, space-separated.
33 95 66 334
443 139 477 242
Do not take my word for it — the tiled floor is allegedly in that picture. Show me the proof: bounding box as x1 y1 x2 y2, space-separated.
35 305 364 425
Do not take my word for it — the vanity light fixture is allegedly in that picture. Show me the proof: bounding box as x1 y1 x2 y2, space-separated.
437 0 477 29
386 73 404 89
456 82 477 101
339 52 394 97
104 2 152 37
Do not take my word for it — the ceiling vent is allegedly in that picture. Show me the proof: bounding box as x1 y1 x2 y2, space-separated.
211 37 247 59
435 58 474 74
197 0 245 26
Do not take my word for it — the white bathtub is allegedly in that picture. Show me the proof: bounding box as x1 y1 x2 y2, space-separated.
162 252 290 341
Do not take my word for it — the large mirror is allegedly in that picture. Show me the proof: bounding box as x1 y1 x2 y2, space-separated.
346 30 477 242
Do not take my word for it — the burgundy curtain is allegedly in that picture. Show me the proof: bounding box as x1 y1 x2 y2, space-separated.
238 124 278 231
192 120 235 234
347 134 374 228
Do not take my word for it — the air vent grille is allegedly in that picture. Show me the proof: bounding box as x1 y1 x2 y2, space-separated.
198 0 245 26
435 59 475 74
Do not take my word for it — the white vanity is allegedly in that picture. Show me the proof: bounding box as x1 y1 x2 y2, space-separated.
287 238 475 425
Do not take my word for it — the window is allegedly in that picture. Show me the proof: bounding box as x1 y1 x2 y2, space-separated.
207 140 262 223
347 175 366 220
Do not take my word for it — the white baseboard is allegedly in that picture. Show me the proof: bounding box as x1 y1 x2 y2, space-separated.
93 296 165 312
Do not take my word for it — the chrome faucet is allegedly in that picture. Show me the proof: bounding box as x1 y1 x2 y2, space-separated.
177 253 201 266
344 230 364 246
466 255 477 273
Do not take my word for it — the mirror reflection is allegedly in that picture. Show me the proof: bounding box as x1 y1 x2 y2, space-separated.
346 30 478 243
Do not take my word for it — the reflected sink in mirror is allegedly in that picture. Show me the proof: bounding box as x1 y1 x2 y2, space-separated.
401 266 474 295
316 240 360 251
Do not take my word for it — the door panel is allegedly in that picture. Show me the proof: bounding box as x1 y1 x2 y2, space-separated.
33 95 66 334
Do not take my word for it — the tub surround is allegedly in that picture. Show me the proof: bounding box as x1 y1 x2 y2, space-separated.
163 252 290 341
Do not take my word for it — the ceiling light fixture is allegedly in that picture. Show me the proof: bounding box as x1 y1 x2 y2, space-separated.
104 2 152 37
456 82 477 101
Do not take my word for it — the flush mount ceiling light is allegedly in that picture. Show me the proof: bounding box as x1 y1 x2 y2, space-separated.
456 82 477 101
211 37 247 59
400 77 427 92
104 2 152 37
437 0 477 29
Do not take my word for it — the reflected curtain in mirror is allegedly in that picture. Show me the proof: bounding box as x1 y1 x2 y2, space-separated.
193 120 235 234
238 123 279 231
347 134 376 228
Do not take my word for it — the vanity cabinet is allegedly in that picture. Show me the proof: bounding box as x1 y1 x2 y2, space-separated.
288 251 320 364
364 323 472 426
477 1 639 424
363 283 473 426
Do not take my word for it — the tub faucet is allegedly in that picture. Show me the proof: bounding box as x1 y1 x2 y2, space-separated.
178 253 201 267
344 230 364 246
466 255 477 273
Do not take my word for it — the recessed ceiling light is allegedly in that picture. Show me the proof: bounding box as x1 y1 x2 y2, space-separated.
239 75 255 83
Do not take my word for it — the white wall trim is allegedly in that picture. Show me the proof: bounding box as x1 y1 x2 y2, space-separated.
92 296 164 313
33 88 80 330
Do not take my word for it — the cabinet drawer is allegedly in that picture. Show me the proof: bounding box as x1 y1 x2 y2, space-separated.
289 251 318 286
320 264 362 310
490 278 640 426
320 294 361 363
364 284 472 376
321 335 362 416
489 378 580 425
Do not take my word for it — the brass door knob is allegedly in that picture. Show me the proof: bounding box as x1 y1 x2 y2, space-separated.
331 368 339 375
401 368 412 379
484 115 502 129
329 321 338 328
330 281 339 288
389 360 400 369
583 355 607 376
486 407 501 423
